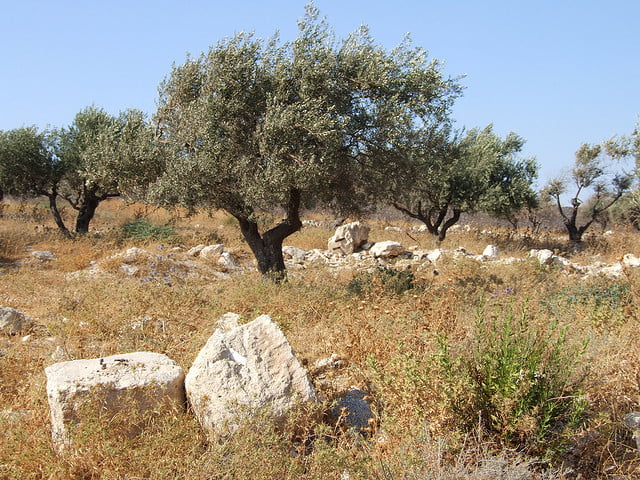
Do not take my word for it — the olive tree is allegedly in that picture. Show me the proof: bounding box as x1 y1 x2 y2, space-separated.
59 106 159 233
0 126 70 234
543 142 633 243
150 5 461 280
0 108 158 234
393 125 538 242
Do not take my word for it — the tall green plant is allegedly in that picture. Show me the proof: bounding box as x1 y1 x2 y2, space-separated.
438 301 587 448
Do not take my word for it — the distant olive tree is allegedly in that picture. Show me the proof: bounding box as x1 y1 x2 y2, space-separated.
0 126 70 234
543 142 633 243
606 122 640 229
150 5 461 280
393 125 538 242
0 107 158 234
58 106 160 233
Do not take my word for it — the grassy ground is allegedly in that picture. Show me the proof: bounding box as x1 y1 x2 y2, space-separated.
1 198 640 479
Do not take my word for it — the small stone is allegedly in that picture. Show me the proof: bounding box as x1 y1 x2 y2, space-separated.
200 244 224 259
622 254 640 268
482 245 499 260
333 388 374 432
31 251 54 260
186 244 206 256
0 307 30 336
217 252 237 270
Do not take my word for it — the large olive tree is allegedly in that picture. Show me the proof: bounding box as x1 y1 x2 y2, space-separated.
150 5 461 280
393 125 538 242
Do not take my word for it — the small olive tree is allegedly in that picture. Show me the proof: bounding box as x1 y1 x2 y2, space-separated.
59 107 160 233
0 126 70 234
150 5 461 280
543 143 633 243
393 125 538 242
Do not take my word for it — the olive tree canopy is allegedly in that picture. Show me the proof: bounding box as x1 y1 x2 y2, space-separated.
150 5 462 280
392 125 538 242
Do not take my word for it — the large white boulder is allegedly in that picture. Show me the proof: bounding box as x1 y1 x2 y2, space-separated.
0 307 30 335
328 222 370 255
369 241 405 258
185 314 317 438
45 352 185 449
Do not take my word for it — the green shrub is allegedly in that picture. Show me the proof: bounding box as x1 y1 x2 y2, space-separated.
347 266 417 296
438 300 588 449
121 219 177 242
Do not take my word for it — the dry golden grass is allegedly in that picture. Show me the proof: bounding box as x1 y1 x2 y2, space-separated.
2 198 640 479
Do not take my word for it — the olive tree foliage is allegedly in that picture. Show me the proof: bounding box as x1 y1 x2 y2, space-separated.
543 142 633 243
606 123 640 228
393 125 538 242
0 126 69 234
59 106 161 233
150 5 462 280
0 107 159 234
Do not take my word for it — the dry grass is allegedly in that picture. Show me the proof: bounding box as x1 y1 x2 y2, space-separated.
2 198 640 479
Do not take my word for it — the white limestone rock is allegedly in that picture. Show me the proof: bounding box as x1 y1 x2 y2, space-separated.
200 244 225 259
217 252 237 270
369 241 405 258
530 249 554 265
187 244 206 256
31 250 54 260
482 245 499 260
45 352 185 449
282 246 307 263
328 222 370 255
185 314 317 438
622 253 640 268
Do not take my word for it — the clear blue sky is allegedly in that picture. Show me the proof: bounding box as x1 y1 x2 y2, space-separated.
1 0 638 185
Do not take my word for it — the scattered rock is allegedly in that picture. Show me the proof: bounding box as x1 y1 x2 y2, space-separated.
427 249 442 264
186 244 206 256
622 253 640 268
45 352 185 449
328 222 370 255
31 250 54 260
200 244 225 259
217 252 237 270
185 314 317 438
482 245 499 260
623 412 640 452
369 241 405 258
333 388 374 432
530 249 554 265
119 264 140 276
0 307 30 336
283 246 307 263
313 354 346 373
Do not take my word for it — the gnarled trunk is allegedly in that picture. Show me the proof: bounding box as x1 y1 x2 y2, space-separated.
46 192 71 237
234 189 302 282
74 193 101 234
